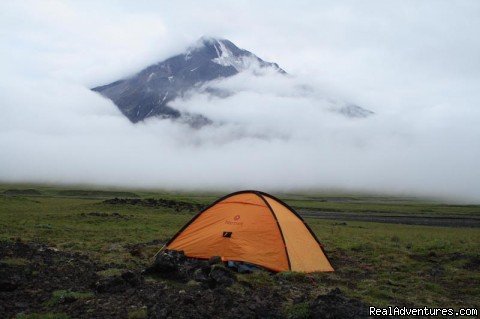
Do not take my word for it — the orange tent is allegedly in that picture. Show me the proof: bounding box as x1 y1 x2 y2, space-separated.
166 190 333 273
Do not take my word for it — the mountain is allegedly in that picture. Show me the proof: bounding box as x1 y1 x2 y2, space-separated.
92 37 286 123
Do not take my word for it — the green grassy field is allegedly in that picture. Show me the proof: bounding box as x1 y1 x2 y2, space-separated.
1 183 479 311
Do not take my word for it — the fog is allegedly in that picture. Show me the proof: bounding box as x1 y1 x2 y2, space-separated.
1 1 480 201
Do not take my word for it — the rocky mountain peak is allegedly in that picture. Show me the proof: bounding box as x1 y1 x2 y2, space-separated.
92 37 285 123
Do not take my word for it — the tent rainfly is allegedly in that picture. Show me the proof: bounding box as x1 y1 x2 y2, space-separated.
165 190 334 273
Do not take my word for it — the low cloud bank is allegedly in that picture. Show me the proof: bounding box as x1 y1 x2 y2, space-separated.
1 70 479 202
1 1 479 202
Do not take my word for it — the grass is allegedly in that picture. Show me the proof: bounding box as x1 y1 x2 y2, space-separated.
1 183 479 310
96 268 125 277
44 290 94 307
275 271 311 283
1 257 29 266
307 219 480 307
127 307 148 319
284 302 310 319
0 195 190 266
237 270 275 288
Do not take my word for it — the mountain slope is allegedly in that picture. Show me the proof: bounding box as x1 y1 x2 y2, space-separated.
92 37 285 123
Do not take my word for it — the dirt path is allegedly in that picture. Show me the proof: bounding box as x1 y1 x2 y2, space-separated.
299 211 480 227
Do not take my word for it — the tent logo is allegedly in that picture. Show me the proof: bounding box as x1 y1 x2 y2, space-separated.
225 214 243 226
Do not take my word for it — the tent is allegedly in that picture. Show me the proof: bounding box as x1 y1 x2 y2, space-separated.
165 190 334 273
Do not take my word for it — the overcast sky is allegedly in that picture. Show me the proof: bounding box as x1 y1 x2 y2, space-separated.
1 0 479 201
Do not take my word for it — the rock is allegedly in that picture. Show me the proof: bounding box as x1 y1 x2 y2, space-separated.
14 302 29 310
95 276 127 293
0 267 21 292
154 250 185 272
209 265 235 287
103 198 205 212
144 250 188 276
121 270 143 286
62 294 78 304
0 280 19 292
310 288 391 319
463 256 480 270
95 271 143 293
129 247 143 257
177 259 210 282
192 268 209 283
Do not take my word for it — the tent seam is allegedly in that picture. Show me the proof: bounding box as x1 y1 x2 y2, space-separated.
258 192 334 271
255 192 292 271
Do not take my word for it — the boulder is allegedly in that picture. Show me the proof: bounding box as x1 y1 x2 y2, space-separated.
145 250 187 275
209 265 235 287
95 271 142 293
121 270 143 286
193 268 208 283
309 288 392 319
95 276 127 293
0 280 19 292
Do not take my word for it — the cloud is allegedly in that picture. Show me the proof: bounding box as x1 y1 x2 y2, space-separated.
0 0 479 202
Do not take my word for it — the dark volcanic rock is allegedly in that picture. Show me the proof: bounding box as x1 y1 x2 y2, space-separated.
121 270 143 286
192 268 209 283
146 251 236 288
95 271 143 293
104 197 205 212
0 241 101 317
95 276 127 293
0 262 20 291
145 250 187 275
310 288 393 319
208 265 235 287
92 37 286 124
0 241 400 319
0 278 19 292
463 255 480 270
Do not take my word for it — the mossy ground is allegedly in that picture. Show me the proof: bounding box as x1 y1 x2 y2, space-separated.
1 183 479 313
44 290 94 307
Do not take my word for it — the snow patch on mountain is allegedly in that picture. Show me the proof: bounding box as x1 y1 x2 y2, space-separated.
212 39 250 71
